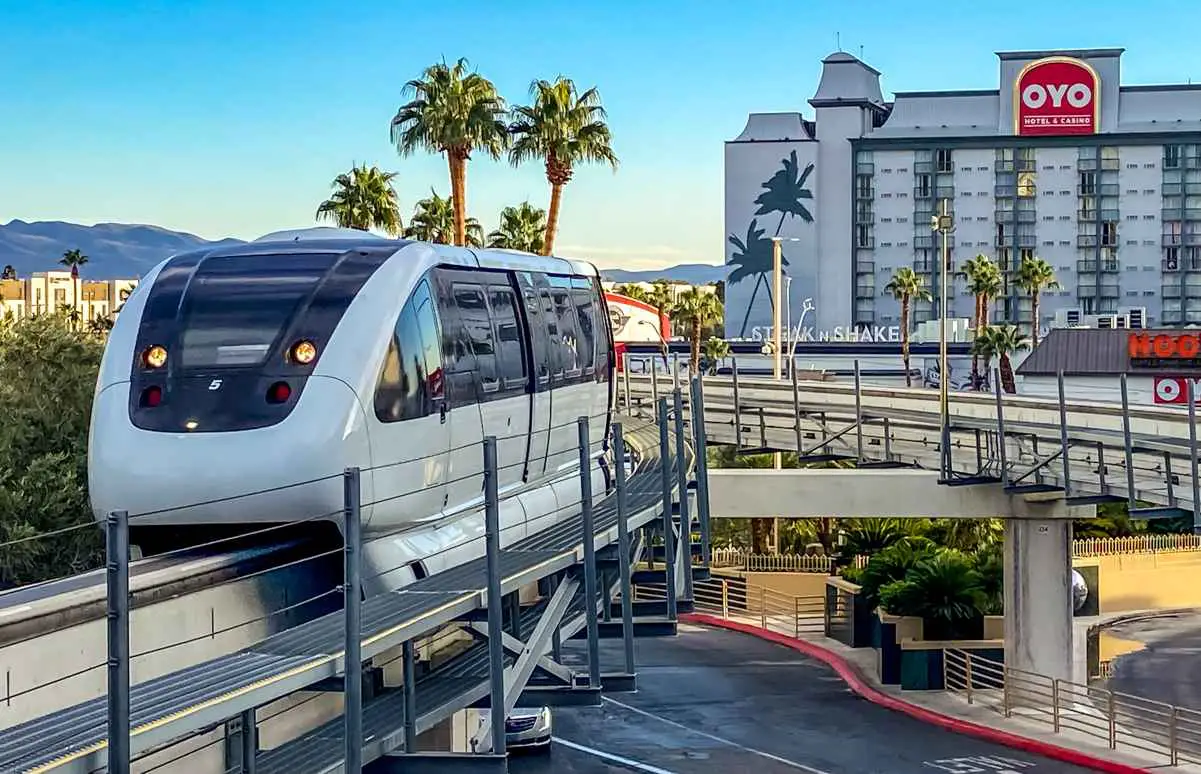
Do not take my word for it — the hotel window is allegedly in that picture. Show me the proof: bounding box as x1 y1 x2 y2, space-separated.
1017 172 1036 197
936 148 953 173
1166 145 1183 169
915 174 932 198
1102 221 1118 247
855 174 872 199
1079 171 1097 195
855 224 872 248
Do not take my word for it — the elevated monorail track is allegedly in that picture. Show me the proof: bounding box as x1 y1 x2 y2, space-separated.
0 414 684 774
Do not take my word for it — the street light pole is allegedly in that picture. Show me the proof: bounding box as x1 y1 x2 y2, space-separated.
772 238 783 381
930 199 955 479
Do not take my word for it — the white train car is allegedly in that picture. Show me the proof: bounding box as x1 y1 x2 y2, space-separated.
88 228 615 594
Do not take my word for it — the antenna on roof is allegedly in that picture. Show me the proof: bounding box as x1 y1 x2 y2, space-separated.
835 32 842 52
859 45 865 59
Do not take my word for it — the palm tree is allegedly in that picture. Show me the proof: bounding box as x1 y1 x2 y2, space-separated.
614 283 650 303
508 77 618 256
404 190 483 246
884 267 931 387
0 265 15 280
487 202 546 253
390 58 509 247
647 280 675 321
673 287 723 372
314 164 403 235
702 336 730 375
59 249 87 329
1015 255 1060 347
961 254 1002 389
972 325 1029 394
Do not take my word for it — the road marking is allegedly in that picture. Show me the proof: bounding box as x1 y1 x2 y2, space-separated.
554 737 681 773
923 755 1036 772
602 697 834 774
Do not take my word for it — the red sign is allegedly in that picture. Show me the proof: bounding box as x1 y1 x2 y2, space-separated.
1014 57 1099 136
1129 332 1201 360
1154 377 1201 405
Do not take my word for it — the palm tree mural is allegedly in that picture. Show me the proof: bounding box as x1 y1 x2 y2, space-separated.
727 151 814 337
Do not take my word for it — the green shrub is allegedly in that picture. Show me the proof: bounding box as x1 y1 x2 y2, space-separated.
855 536 938 610
878 551 986 640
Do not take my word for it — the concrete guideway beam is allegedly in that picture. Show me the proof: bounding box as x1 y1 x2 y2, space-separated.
708 469 1097 520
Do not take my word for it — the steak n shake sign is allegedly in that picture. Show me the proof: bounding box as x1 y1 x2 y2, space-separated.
1014 56 1100 136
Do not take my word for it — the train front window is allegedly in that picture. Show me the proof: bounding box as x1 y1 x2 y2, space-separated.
177 252 338 368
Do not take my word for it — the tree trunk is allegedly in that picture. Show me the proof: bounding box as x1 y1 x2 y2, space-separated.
1000 353 1016 394
544 183 564 256
691 318 702 373
450 153 468 247
1030 291 1040 348
901 295 911 387
750 518 770 554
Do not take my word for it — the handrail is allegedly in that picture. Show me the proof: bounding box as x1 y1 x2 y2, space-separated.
945 648 1201 766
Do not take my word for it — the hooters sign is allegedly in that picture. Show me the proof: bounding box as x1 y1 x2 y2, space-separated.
1014 57 1100 136
1129 332 1201 368
1154 377 1201 405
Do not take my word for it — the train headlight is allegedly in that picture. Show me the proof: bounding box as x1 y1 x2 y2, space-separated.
290 339 317 365
143 345 168 369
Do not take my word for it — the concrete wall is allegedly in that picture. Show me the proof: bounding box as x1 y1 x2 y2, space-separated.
1075 549 1201 613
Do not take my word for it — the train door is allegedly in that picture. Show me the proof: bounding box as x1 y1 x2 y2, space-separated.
473 274 530 493
517 272 554 480
368 278 449 524
432 269 487 516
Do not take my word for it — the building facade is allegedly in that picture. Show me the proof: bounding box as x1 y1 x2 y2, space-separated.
0 271 139 324
725 47 1201 340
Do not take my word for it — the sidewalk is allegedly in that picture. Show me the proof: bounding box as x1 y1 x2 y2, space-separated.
679 610 1201 774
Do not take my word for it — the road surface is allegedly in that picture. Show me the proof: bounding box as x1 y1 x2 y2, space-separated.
510 622 1095 773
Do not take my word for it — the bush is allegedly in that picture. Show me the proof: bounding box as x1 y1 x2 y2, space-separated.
878 551 985 640
855 536 937 610
0 313 105 586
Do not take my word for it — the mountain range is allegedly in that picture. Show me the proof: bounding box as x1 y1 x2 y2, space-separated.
0 219 727 285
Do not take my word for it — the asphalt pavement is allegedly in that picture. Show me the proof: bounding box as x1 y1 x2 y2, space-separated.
510 622 1096 774
1105 612 1201 709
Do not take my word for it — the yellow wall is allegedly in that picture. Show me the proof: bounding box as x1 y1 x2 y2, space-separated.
742 571 831 600
1075 550 1201 614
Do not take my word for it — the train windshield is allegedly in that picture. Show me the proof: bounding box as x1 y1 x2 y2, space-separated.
178 252 338 368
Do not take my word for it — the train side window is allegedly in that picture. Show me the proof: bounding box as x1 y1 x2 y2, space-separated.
539 288 565 381
453 282 498 395
591 278 612 382
433 272 474 407
411 280 444 403
488 285 527 391
570 279 597 376
548 277 583 380
374 303 426 423
523 287 551 387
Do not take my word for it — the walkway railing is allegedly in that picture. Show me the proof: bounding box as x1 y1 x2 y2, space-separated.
633 575 828 637
944 648 1201 767
711 536 1201 572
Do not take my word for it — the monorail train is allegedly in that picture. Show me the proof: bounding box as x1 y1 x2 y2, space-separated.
88 228 615 594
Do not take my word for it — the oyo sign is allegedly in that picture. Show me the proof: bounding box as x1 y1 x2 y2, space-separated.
1154 377 1201 405
1014 57 1099 136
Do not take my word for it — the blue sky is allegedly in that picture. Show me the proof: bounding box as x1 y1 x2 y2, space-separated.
1 0 1196 269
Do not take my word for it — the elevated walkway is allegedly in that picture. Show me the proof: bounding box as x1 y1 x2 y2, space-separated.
708 469 1095 520
1 416 693 774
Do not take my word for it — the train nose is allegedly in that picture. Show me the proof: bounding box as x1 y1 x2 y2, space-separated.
88 377 373 527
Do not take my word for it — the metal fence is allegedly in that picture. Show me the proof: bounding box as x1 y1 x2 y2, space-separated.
944 648 1201 767
634 576 828 637
711 536 1201 573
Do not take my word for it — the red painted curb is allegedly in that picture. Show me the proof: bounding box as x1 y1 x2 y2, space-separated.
679 613 1149 774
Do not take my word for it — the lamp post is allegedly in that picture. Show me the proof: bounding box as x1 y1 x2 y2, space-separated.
768 236 800 553
637 318 670 372
930 199 955 479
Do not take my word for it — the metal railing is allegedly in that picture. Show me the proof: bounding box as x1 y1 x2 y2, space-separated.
712 538 1201 571
634 576 829 637
945 649 1201 766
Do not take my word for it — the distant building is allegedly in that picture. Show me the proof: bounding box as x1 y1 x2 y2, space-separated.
600 280 718 303
1016 327 1201 405
0 270 139 324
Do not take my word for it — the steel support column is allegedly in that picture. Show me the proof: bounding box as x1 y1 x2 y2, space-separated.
853 360 864 463
240 710 257 774
689 377 713 568
1057 371 1072 496
993 369 1009 487
657 398 678 620
612 423 637 675
343 467 363 774
673 388 694 602
1121 373 1136 508
482 437 507 757
106 509 131 774
578 418 601 690
403 640 417 752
